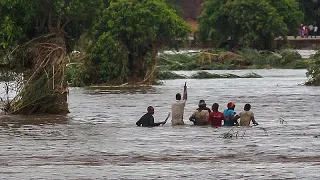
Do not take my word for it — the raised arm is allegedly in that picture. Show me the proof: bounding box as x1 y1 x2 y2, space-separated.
182 82 187 100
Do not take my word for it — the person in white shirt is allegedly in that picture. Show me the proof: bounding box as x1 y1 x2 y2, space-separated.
171 82 187 125
314 25 318 38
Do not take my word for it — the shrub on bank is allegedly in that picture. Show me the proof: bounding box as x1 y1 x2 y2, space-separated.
156 71 187 79
306 52 320 86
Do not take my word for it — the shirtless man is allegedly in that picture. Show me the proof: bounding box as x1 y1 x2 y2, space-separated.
239 103 258 126
189 100 210 125
171 82 187 125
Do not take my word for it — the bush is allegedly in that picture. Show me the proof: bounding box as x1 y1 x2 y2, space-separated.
66 63 91 87
279 49 302 65
190 71 262 79
306 51 320 86
190 71 225 79
156 71 187 80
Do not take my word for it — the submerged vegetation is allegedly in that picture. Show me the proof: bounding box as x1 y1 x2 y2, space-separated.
158 49 308 71
156 71 262 80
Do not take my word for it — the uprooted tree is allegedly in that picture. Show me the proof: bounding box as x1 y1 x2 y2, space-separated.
0 0 102 114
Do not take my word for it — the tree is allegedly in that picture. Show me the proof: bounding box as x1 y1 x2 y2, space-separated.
299 0 320 25
90 0 190 84
198 0 303 50
0 0 103 114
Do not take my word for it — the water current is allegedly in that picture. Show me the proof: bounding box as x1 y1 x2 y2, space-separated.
0 69 320 179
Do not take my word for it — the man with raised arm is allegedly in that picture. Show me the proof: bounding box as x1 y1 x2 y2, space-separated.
171 82 187 125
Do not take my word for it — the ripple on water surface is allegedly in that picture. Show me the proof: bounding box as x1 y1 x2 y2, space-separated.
0 69 320 179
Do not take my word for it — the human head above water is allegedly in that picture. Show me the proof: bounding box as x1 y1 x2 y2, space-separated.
227 102 235 110
147 106 154 114
212 103 219 111
198 99 206 108
176 93 181 100
244 103 251 111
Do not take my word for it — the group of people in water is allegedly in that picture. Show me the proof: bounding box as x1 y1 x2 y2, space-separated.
136 83 258 127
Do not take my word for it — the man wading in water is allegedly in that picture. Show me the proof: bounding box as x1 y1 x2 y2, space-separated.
171 82 187 125
136 106 166 127
223 102 239 126
239 103 258 126
189 100 210 125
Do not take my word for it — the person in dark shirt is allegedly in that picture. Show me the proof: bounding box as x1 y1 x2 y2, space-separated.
136 106 165 127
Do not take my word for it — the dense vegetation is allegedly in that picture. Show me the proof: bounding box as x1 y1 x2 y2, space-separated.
158 49 307 71
198 0 303 50
157 70 262 80
1 0 320 114
0 0 104 114
88 0 189 84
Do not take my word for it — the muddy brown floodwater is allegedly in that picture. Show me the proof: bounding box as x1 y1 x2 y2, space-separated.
0 69 320 180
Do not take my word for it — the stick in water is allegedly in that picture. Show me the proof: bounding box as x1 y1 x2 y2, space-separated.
162 112 171 126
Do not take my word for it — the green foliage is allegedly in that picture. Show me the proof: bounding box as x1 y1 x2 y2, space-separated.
198 0 303 50
306 51 320 86
90 0 190 84
279 49 302 64
159 49 305 70
271 0 304 35
155 70 262 80
237 48 305 68
190 71 228 79
0 0 104 54
0 0 106 114
66 63 91 87
156 71 187 79
190 71 262 79
299 0 319 25
158 53 198 70
164 0 183 15
238 49 282 67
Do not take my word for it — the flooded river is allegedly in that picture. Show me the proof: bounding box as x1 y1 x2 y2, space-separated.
0 69 320 179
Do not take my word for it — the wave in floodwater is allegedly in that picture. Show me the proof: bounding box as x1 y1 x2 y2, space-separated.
0 69 320 180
